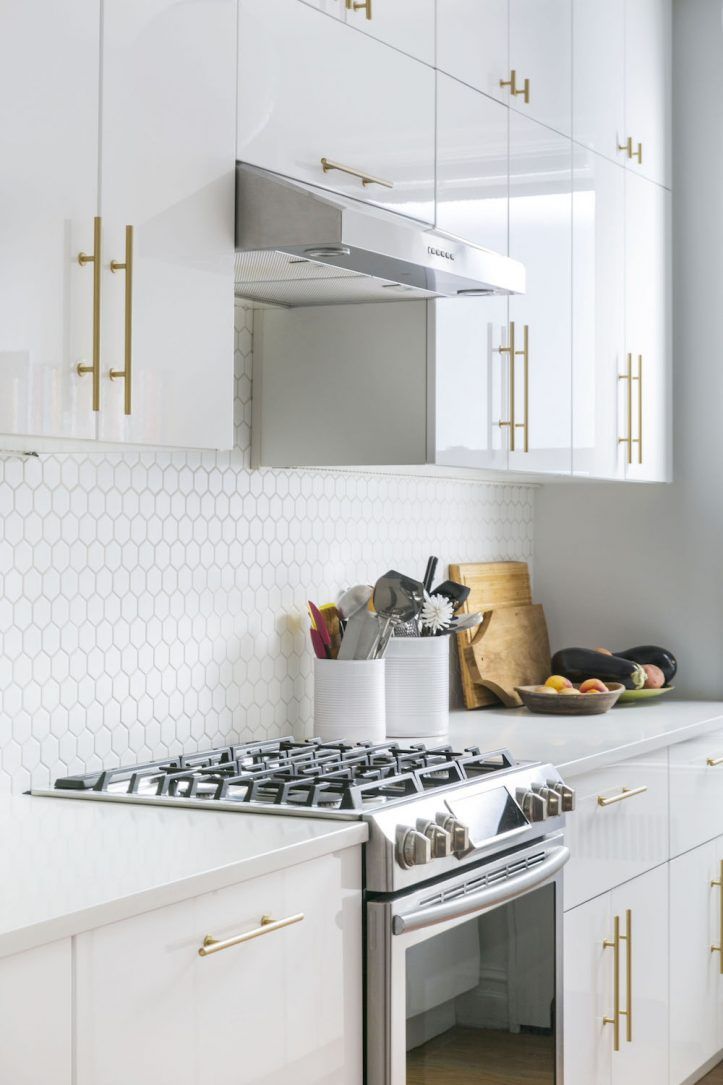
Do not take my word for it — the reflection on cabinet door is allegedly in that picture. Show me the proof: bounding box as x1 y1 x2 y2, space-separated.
430 297 509 472
508 114 572 476
98 0 235 451
299 0 346 17
563 893 613 1085
436 0 508 104
238 0 435 224
571 0 625 161
572 147 626 479
623 173 671 482
670 840 722 1085
0 0 100 443
343 0 435 66
508 0 572 137
624 0 672 188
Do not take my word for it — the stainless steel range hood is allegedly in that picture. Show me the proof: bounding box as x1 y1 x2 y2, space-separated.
235 163 525 307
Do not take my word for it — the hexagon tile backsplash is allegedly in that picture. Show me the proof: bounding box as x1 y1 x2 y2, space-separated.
0 306 535 794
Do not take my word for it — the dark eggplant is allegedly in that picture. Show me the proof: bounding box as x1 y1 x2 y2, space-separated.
613 645 677 686
551 647 646 690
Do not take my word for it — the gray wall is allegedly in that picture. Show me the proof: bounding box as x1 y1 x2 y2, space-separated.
534 0 723 697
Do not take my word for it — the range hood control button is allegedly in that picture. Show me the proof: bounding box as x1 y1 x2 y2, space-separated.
516 788 548 822
415 818 452 859
547 780 576 812
434 812 471 854
396 825 432 869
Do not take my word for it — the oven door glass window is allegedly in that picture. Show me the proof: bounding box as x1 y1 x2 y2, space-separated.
405 884 556 1084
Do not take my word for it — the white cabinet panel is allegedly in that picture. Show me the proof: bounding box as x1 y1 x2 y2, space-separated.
508 114 571 475
670 840 722 1085
238 0 435 224
624 0 672 188
0 939 72 1085
0 0 100 443
343 0 435 66
669 727 723 857
436 0 508 103
98 0 235 450
564 751 669 911
572 0 625 161
572 147 626 479
508 0 571 136
299 0 346 17
610 865 668 1085
563 893 613 1085
624 173 671 482
76 849 363 1085
436 74 509 252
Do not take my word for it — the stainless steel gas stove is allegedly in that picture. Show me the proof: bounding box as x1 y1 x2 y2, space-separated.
36 737 575 1083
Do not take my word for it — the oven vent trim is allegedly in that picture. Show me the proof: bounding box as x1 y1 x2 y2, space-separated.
417 849 548 910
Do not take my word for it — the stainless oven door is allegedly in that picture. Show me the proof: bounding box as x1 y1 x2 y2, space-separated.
366 836 569 1085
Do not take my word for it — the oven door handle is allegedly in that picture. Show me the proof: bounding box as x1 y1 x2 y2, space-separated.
392 845 570 935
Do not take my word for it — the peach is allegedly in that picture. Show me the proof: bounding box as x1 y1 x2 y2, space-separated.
558 687 579 696
545 674 573 691
579 678 608 694
536 686 557 695
595 647 613 655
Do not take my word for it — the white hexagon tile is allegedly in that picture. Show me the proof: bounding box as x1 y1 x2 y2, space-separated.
0 306 535 794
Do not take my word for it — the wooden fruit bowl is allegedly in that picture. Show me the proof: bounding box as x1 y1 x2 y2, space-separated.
515 682 625 715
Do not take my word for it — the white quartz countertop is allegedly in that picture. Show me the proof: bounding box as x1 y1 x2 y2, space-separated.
0 795 367 960
433 698 723 776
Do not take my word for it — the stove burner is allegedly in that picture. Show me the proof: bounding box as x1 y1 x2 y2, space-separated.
53 739 518 812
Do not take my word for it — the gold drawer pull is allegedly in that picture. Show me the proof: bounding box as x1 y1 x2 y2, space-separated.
712 861 723 975
622 908 632 1042
109 224 134 415
346 0 372 19
707 756 723 767
603 914 621 1051
500 69 530 104
320 157 392 189
76 216 102 412
597 785 648 807
617 136 643 164
198 912 304 957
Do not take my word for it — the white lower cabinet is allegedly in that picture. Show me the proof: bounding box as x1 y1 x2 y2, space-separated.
564 864 668 1085
0 939 72 1085
75 849 363 1085
669 727 723 857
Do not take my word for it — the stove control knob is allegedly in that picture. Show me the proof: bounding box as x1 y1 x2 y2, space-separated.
435 812 471 855
532 783 561 817
396 825 432 869
547 780 576 812
516 787 548 822
416 818 452 859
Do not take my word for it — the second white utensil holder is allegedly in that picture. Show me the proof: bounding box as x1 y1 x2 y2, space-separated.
385 636 450 738
313 658 386 743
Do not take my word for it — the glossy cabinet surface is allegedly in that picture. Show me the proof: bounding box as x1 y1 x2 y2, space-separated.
508 113 572 475
98 0 235 451
563 892 613 1085
0 0 100 444
572 0 625 161
237 0 435 224
0 939 72 1085
508 0 571 136
436 0 508 103
343 0 435 65
76 849 363 1085
624 0 672 188
669 726 723 857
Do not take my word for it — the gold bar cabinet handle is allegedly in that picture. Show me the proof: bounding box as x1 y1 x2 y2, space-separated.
632 142 643 164
320 157 392 189
499 70 530 104
76 215 102 412
346 0 372 18
634 354 643 464
621 908 632 1042
711 861 723 975
513 324 529 453
603 914 621 1051
597 785 648 807
618 352 633 464
108 224 134 415
198 912 304 957
497 321 516 452
707 756 723 767
617 137 642 164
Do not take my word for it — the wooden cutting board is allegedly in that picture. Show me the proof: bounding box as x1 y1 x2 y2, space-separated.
449 562 533 708
467 604 551 708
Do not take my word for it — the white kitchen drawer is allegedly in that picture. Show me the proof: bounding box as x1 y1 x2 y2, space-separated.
76 849 363 1085
564 751 669 910
237 0 435 224
669 725 723 857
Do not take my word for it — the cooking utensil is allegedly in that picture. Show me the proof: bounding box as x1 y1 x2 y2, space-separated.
319 604 343 659
448 611 484 633
308 601 332 656
337 584 373 620
422 556 438 594
372 570 425 659
310 626 328 660
431 580 470 612
516 682 624 716
338 608 382 661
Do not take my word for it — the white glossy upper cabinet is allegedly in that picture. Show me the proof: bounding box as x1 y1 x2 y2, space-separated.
623 172 671 482
508 0 572 136
299 0 346 17
97 0 235 450
572 148 626 479
624 0 672 188
508 113 572 475
342 0 435 65
0 0 100 444
572 0 625 161
436 1 508 103
237 0 435 224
